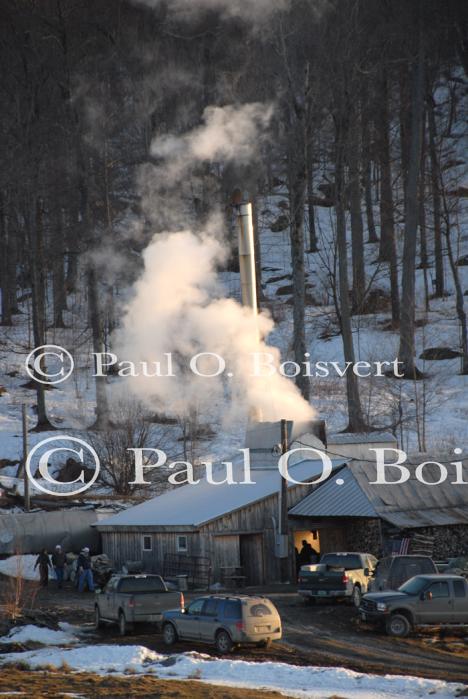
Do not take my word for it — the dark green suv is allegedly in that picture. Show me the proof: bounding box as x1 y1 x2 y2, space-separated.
360 574 468 637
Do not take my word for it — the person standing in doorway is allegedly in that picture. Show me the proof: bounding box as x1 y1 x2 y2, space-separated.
34 548 52 587
77 547 94 592
52 545 66 589
300 540 319 566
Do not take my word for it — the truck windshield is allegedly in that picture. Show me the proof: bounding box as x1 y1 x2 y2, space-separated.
119 577 166 593
398 577 427 595
321 554 362 570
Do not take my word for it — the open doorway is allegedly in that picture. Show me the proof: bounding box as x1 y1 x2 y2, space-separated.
294 530 320 575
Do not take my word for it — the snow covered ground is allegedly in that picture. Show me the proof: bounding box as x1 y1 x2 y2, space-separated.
0 555 39 581
0 623 80 646
0 90 467 490
0 637 464 699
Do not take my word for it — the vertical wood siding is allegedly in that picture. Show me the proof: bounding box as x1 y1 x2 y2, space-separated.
101 482 313 584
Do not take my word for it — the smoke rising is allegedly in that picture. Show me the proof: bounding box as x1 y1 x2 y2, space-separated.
114 99 314 424
114 225 315 423
151 103 273 187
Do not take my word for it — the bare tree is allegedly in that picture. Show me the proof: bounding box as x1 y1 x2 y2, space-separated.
398 13 426 377
88 399 176 496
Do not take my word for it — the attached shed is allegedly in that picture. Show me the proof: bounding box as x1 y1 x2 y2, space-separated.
289 460 468 558
95 422 345 586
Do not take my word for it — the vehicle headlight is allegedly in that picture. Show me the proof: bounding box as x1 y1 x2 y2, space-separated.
377 602 388 612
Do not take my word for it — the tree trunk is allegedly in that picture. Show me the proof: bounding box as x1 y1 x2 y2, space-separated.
377 70 395 263
53 208 67 328
418 144 430 312
362 119 378 244
398 29 425 378
305 139 318 252
399 63 411 205
427 94 444 298
348 116 366 313
441 190 468 374
0 191 13 325
30 198 54 430
288 128 310 402
335 118 366 432
88 265 110 428
377 70 400 327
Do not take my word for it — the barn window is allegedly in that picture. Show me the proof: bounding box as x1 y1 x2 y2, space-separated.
142 535 152 552
177 535 188 552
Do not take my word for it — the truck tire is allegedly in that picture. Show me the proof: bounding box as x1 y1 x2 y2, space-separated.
94 606 102 630
215 630 233 654
163 622 178 646
352 585 362 608
119 611 128 637
386 613 411 638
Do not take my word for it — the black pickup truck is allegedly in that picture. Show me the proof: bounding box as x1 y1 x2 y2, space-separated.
298 552 377 607
360 574 468 637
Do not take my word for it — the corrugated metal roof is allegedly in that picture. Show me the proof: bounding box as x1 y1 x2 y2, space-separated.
382 507 468 528
96 454 346 529
327 432 396 445
291 460 468 528
289 466 378 518
351 460 468 528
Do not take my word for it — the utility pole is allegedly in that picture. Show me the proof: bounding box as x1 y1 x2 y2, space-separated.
279 419 289 582
22 404 30 512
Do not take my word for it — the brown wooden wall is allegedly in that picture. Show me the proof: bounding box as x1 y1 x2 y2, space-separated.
101 530 199 574
100 481 315 585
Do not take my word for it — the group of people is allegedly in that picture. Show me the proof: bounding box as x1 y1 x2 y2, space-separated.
34 545 95 592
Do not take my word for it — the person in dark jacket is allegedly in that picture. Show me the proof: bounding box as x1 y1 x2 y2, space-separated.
51 545 66 589
77 547 94 592
34 549 52 587
299 540 319 566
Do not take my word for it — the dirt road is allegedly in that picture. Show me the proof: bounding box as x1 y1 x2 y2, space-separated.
274 593 468 683
2 582 468 684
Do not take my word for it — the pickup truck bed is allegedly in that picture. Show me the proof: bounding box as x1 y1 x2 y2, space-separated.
298 552 377 607
95 573 184 635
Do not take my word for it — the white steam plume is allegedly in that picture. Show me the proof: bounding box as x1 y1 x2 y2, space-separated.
114 100 314 423
151 103 273 186
114 226 315 422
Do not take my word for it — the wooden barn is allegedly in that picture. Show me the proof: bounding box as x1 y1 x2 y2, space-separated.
95 421 345 586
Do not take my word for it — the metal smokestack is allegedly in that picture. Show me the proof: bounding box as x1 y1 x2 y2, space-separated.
235 198 262 422
236 201 258 315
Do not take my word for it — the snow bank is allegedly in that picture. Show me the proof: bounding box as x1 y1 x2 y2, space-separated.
0 644 462 698
0 644 160 673
0 624 78 646
0 555 39 581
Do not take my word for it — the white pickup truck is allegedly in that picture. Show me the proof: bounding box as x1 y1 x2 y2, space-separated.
298 552 378 607
94 573 184 635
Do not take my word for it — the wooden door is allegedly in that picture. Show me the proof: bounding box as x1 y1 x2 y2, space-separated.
240 534 264 585
212 534 240 582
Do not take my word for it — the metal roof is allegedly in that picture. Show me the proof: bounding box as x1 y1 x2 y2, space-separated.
352 461 468 527
289 460 468 528
96 454 346 529
289 465 378 518
327 432 396 445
